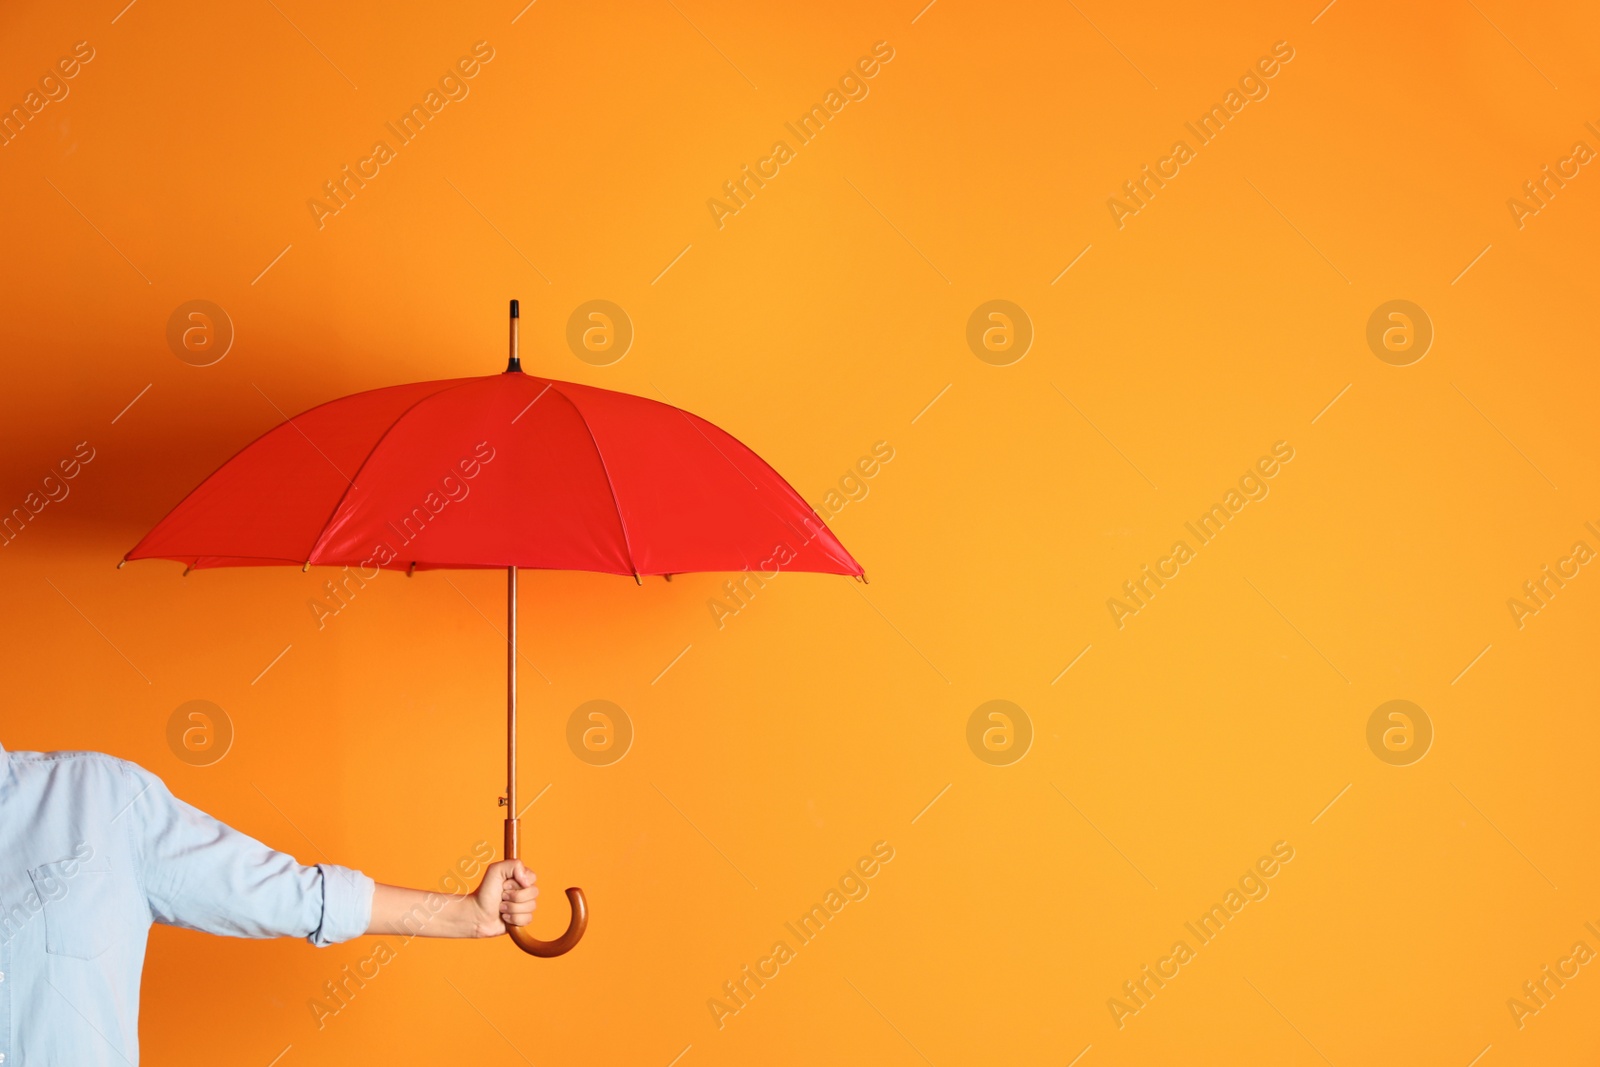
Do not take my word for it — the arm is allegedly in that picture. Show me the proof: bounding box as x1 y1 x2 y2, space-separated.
126 761 537 945
128 763 373 945
367 860 539 938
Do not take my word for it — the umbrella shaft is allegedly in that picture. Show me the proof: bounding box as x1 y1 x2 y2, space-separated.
506 564 519 861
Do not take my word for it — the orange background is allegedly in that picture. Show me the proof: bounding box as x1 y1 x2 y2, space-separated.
3 0 1599 1063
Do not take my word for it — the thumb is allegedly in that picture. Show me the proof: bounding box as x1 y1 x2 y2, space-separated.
479 859 516 892
508 860 535 889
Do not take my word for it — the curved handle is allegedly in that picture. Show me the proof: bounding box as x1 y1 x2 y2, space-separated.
507 886 588 957
502 812 587 958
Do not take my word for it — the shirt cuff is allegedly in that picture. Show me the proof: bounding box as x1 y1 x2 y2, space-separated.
309 863 375 947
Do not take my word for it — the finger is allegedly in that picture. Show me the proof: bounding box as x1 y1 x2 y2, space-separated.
512 864 537 888
502 904 537 926
502 885 541 903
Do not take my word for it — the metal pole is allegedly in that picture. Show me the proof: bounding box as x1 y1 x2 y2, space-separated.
505 564 519 861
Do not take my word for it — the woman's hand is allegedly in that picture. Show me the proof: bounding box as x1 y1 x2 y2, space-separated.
368 860 538 938
469 859 539 937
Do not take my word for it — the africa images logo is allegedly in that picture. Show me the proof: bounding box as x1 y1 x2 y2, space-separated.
1106 41 1295 229
1106 441 1294 628
705 41 896 230
1107 841 1295 1029
306 42 496 229
0 40 95 148
706 841 895 1029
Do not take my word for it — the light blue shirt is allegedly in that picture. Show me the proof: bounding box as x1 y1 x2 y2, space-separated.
0 744 374 1065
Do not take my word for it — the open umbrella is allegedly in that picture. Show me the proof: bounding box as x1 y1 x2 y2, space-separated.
123 300 863 956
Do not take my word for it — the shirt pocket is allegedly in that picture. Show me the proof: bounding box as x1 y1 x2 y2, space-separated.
28 854 119 960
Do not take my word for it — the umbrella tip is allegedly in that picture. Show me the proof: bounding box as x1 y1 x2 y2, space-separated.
507 299 522 373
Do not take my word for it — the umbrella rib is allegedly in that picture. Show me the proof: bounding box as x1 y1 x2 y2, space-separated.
131 552 356 568
252 383 356 487
131 377 478 566
646 380 761 492
300 376 488 566
545 383 641 575
646 381 862 575
126 383 443 562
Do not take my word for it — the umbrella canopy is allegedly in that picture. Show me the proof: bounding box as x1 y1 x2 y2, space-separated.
124 302 864 958
126 370 862 579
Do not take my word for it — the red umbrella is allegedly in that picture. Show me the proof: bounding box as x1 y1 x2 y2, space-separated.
124 300 863 956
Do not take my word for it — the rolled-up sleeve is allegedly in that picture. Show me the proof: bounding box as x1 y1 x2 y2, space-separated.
311 862 375 945
127 764 375 947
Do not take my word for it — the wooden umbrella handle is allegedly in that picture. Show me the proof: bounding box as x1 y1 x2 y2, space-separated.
507 887 588 957
503 815 588 957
